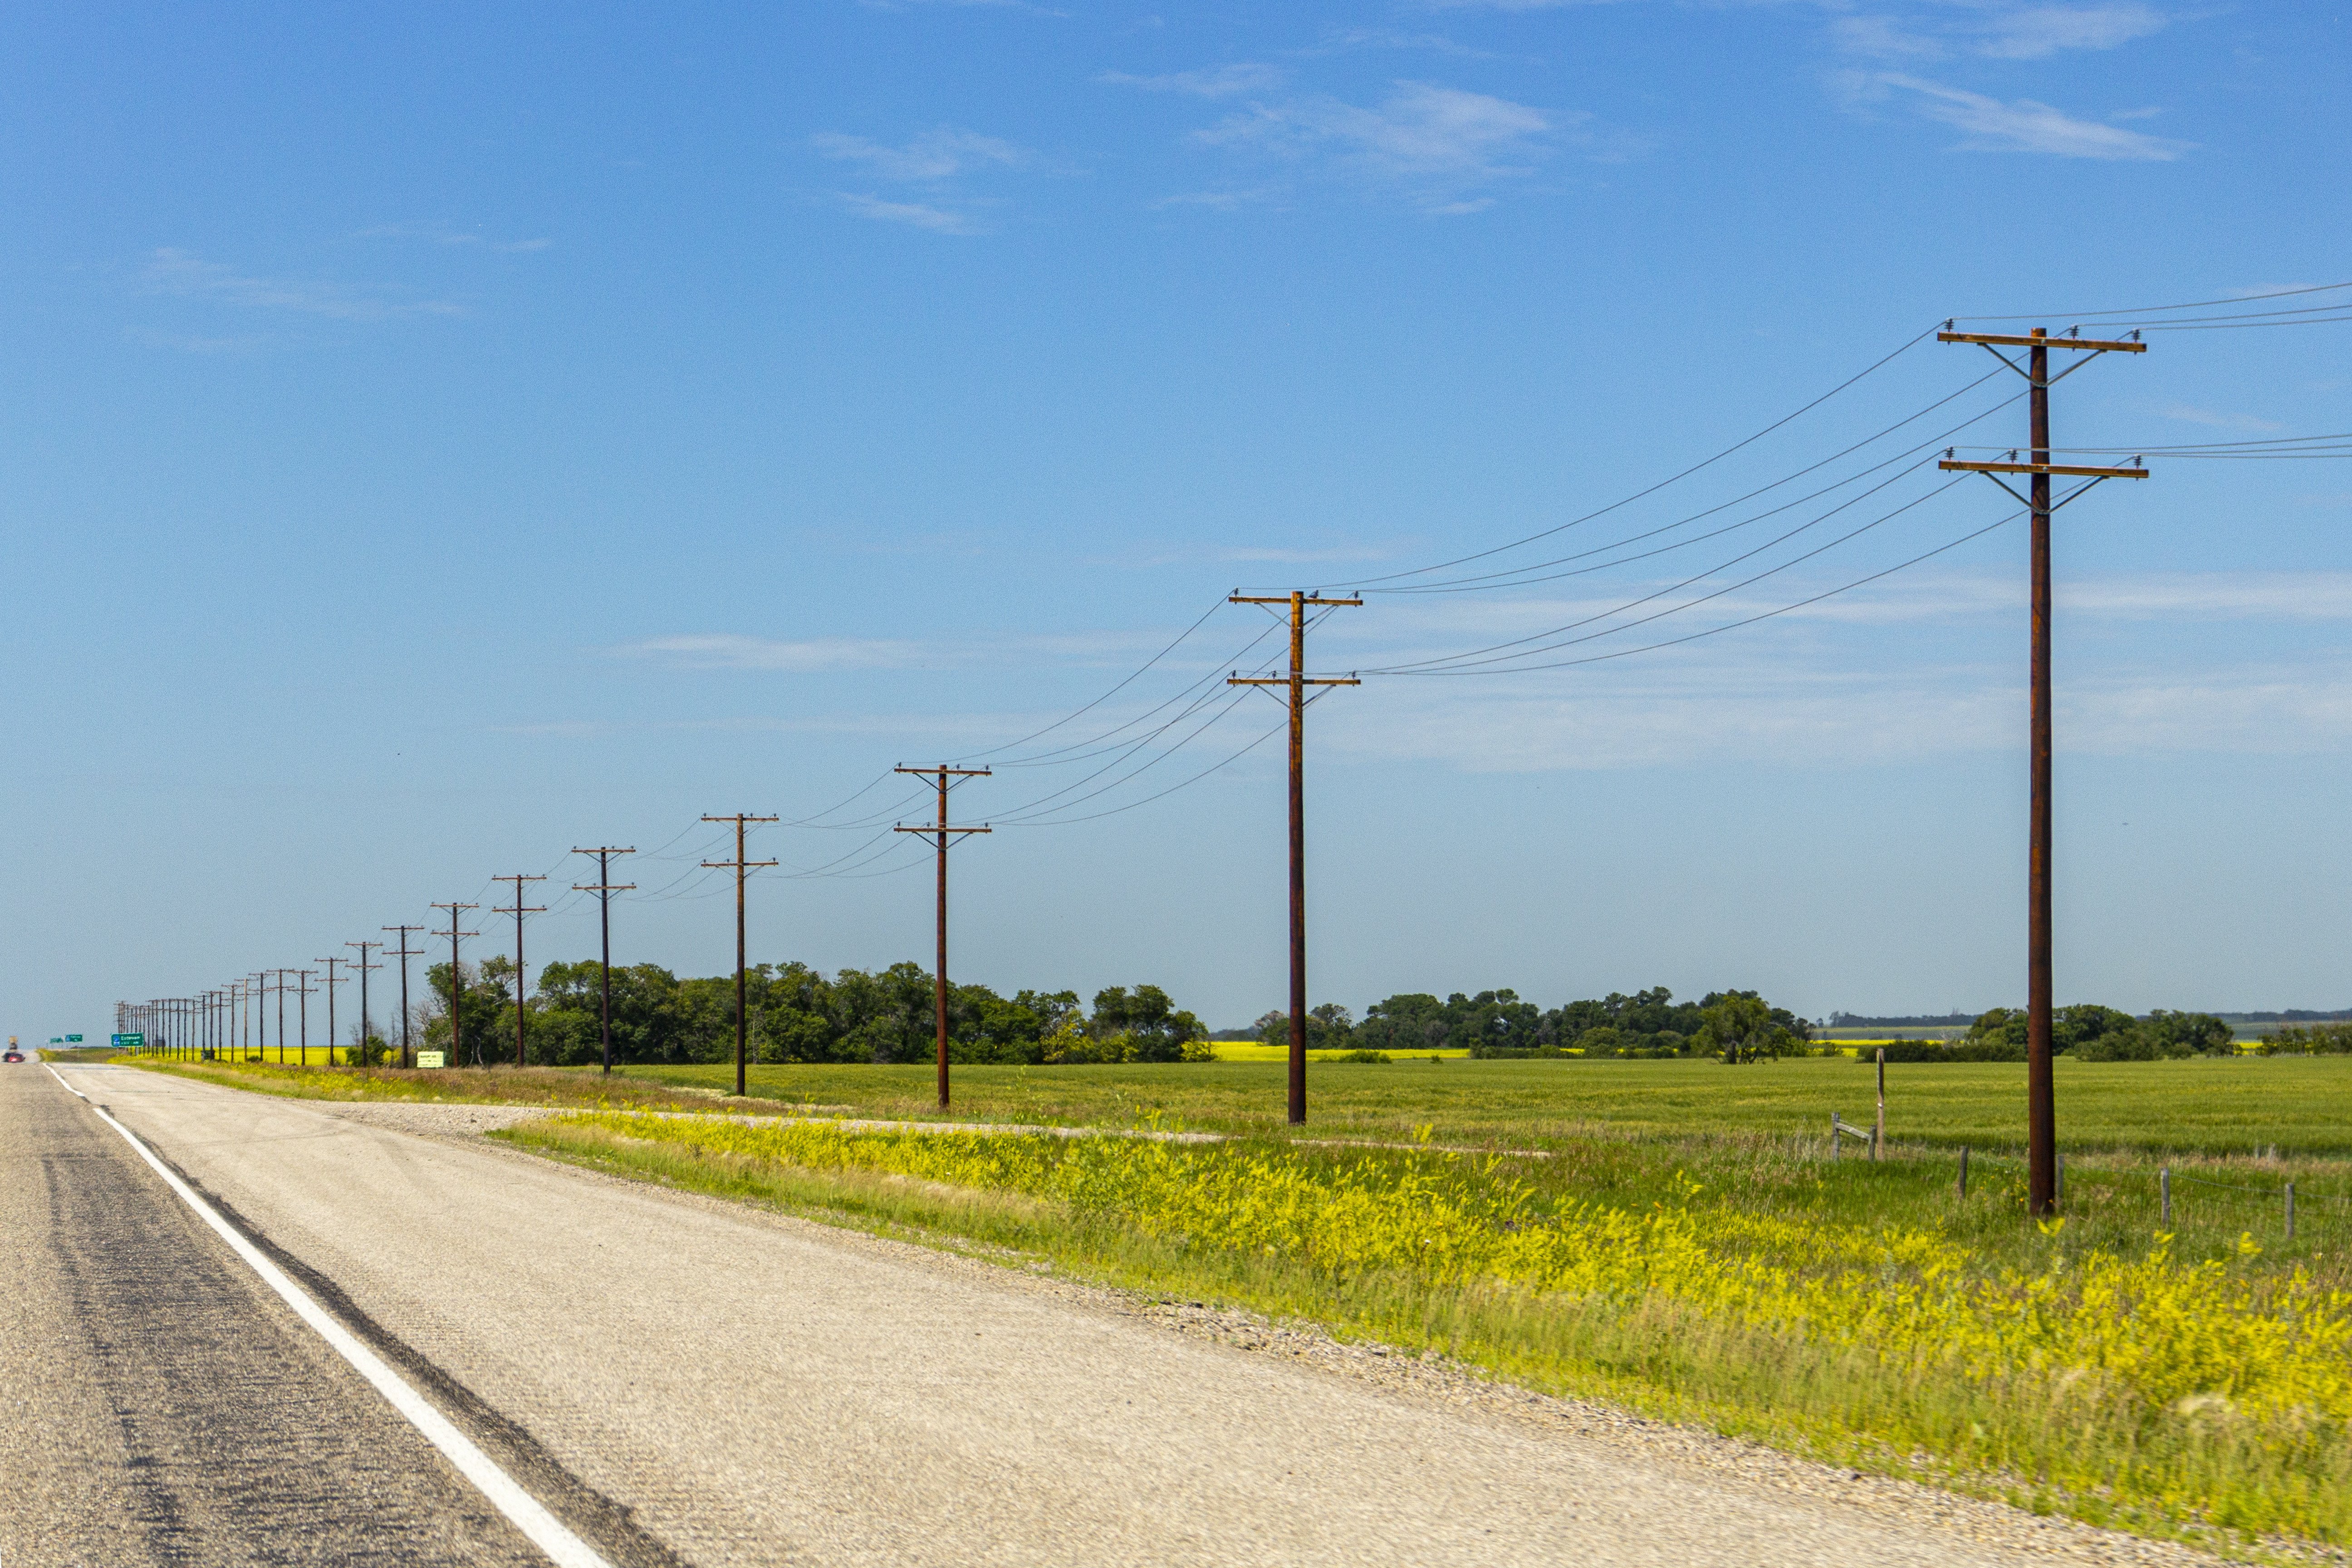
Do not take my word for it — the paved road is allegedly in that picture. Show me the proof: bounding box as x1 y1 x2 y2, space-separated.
3 1064 2201 1567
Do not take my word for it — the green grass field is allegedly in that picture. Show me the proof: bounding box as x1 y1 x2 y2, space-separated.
601 1054 2352 1157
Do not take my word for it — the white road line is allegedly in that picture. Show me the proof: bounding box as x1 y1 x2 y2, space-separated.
46 1066 615 1568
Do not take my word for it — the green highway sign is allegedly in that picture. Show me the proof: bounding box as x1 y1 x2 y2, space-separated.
65 1034 83 1043
111 1032 144 1049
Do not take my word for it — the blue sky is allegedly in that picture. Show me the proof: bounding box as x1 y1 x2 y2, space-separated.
3 1 2348 1040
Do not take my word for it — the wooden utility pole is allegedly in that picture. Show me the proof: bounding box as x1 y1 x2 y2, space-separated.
1228 590 1362 1125
894 766 991 1109
250 972 270 1061
347 940 381 1064
279 969 302 1063
701 815 779 1096
383 925 425 1068
294 968 318 1065
1939 324 2147 1215
314 958 346 1066
571 847 637 1075
492 874 548 1068
428 905 479 1065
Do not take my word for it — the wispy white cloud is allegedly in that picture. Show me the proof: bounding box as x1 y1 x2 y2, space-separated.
358 222 550 253
837 194 986 234
1098 63 1285 97
1833 3 2172 62
619 628 1188 675
139 248 463 321
812 127 1029 181
813 126 1038 234
1976 4 2171 59
1194 81 1567 212
1859 73 2192 159
620 635 928 672
1339 653 2352 771
2061 573 2352 619
2160 402 2283 433
1310 28 1499 59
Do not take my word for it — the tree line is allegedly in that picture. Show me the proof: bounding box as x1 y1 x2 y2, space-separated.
399 958 1211 1068
1873 1005 2239 1062
1261 986 1815 1063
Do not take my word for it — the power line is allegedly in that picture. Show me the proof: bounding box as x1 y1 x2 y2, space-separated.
1951 279 2352 323
1366 369 2019 595
1375 387 2024 599
950 595 1231 764
1368 457 1958 676
1331 324 1945 591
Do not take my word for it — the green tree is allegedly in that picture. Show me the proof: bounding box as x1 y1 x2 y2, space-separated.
1694 993 1786 1064
1451 991 1542 1057
2143 1009 2234 1057
1092 984 1207 1062
1357 994 1449 1054
423 960 509 1066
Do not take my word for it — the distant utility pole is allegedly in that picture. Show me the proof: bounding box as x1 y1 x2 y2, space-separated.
571 847 637 1075
383 925 425 1069
347 940 381 1065
314 958 345 1066
274 970 299 1066
250 972 270 1061
294 968 318 1064
894 766 990 1110
1229 589 1362 1127
492 874 547 1068
428 905 480 1065
1939 323 2148 1217
701 814 779 1097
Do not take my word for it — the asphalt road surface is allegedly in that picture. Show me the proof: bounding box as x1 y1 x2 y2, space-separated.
2 1064 2208 1567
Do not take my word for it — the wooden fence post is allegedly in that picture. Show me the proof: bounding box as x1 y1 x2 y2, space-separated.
2286 1182 2296 1243
2159 1166 2170 1226
1957 1145 1969 1196
1874 1047 1886 1163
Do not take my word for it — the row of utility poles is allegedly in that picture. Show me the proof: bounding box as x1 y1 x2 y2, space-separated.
122 848 644 1077
117 321 2135 1207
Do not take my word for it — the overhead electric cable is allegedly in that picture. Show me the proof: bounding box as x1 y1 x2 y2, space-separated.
1950 279 2352 323
951 595 1230 764
995 715 1290 828
1371 457 1952 674
1369 370 2017 595
1327 325 1946 590
1387 502 2012 678
991 689 1256 823
1379 387 2024 598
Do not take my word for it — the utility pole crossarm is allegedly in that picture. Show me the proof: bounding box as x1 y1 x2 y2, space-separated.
1940 459 2148 479
1228 676 1360 687
1229 594 1366 607
1937 330 2146 353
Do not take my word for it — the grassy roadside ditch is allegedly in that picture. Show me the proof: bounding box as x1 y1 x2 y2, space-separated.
502 1109 2352 1557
